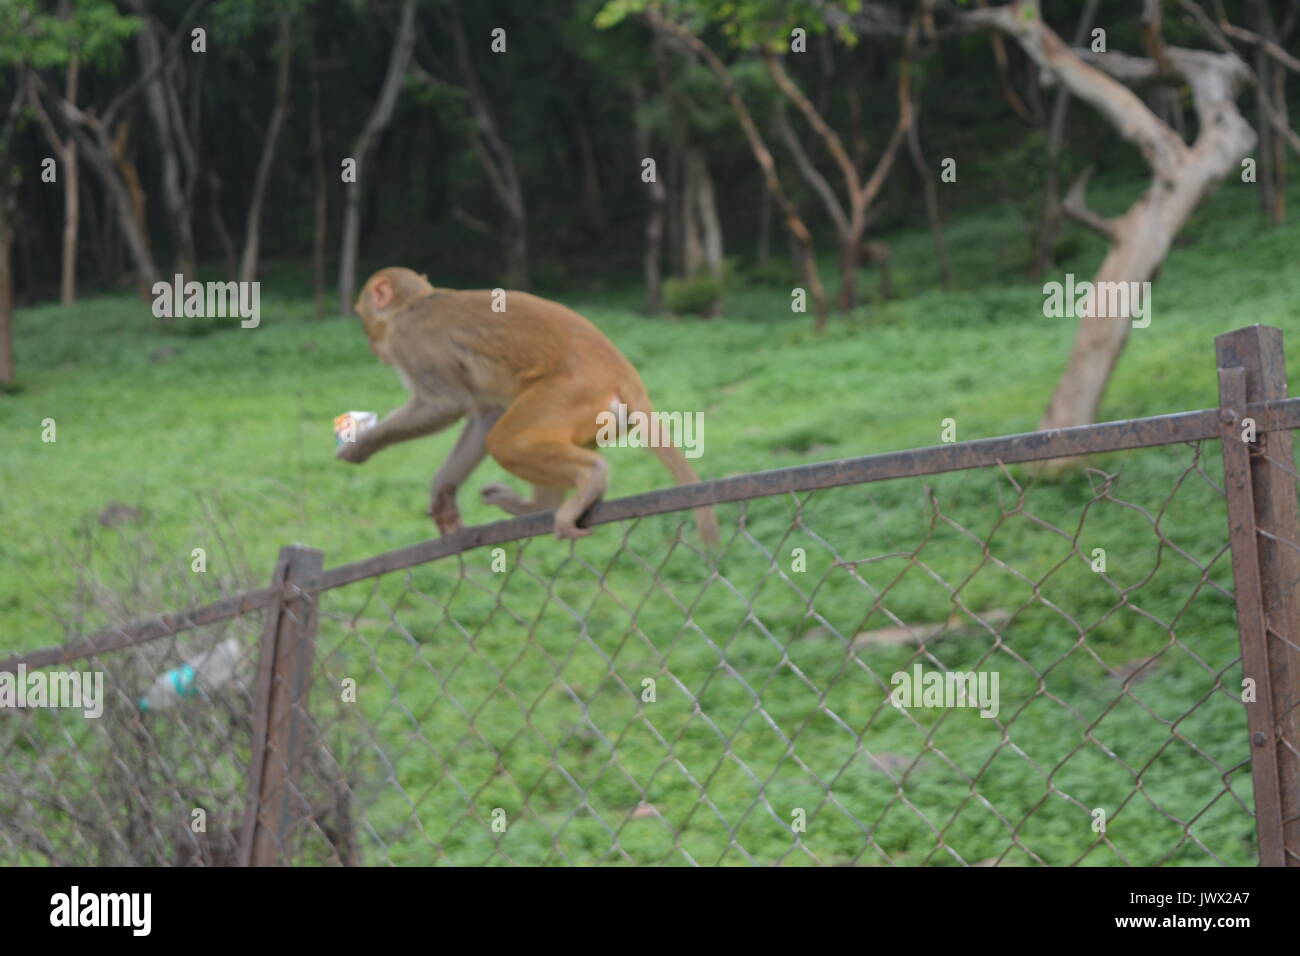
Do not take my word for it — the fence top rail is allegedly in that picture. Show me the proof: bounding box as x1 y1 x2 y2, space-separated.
0 587 277 672
317 396 1300 589
6 395 1298 672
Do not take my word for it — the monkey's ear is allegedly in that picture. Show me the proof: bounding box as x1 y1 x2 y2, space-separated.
371 277 394 311
419 273 428 281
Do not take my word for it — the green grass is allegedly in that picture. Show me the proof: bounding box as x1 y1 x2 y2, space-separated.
1 168 1297 865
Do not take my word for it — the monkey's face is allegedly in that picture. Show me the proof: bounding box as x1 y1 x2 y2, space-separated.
354 276 395 362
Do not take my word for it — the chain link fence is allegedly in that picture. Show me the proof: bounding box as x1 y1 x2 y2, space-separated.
307 441 1249 865
2 325 1298 866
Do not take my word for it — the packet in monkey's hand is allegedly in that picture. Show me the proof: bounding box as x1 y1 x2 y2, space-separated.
334 411 377 446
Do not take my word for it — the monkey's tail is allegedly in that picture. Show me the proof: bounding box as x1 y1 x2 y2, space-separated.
649 442 721 550
620 387 720 548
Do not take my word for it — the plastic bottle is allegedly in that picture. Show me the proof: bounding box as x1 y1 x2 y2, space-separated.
137 638 245 712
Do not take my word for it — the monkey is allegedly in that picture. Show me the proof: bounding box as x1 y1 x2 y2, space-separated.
337 267 720 546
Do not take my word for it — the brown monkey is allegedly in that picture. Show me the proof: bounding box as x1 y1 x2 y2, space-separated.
338 267 720 545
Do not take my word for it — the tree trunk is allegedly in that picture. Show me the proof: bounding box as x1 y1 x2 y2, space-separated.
130 3 197 276
238 13 292 284
1272 62 1287 222
62 139 79 304
1248 0 1288 223
0 198 14 386
0 73 20 381
907 108 950 289
643 187 665 314
206 170 237 278
338 0 416 312
1032 0 1100 280
79 165 109 281
681 148 703 276
443 0 529 290
310 29 328 318
685 148 723 315
105 119 159 296
1039 205 1164 429
1254 36 1277 218
836 243 860 310
62 53 80 304
572 105 605 234
631 82 664 314
756 177 771 266
24 48 81 304
503 213 528 290
864 240 894 300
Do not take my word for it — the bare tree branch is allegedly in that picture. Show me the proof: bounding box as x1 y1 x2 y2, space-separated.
1060 165 1119 241
773 106 850 236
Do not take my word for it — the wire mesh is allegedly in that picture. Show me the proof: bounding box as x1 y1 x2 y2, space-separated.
0 617 261 865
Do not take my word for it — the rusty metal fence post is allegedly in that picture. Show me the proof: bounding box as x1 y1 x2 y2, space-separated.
1216 325 1300 865
239 544 324 866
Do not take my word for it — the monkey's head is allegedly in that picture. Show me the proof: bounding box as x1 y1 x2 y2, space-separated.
354 267 436 360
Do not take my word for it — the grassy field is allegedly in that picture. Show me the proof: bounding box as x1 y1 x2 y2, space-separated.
1 170 1296 865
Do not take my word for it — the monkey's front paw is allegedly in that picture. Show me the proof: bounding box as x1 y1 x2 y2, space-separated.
554 518 592 541
429 488 462 535
432 511 463 535
336 442 369 464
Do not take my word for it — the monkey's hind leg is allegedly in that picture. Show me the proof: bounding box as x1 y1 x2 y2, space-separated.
485 437 608 540
485 384 612 540
534 450 607 540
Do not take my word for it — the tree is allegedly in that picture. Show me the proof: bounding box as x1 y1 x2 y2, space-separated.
236 7 294 284
0 79 23 387
1178 0 1300 225
630 78 667 313
966 0 1257 446
0 0 140 382
27 1 201 299
21 0 82 305
124 0 202 278
644 25 734 314
413 0 530 291
764 40 909 310
1030 0 1100 280
337 0 416 313
630 4 831 329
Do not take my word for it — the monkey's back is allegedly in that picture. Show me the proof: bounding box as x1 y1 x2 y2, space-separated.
405 290 647 406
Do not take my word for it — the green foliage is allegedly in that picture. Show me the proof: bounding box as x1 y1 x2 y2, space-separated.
664 268 724 315
663 257 740 315
0 0 140 70
597 0 845 50
208 0 313 43
595 0 654 30
740 256 797 287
